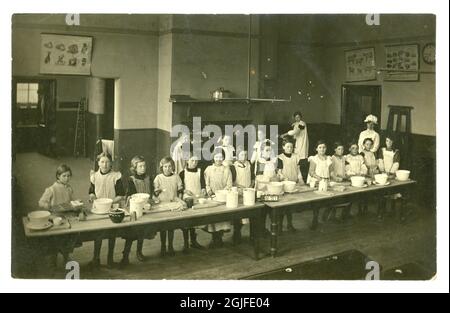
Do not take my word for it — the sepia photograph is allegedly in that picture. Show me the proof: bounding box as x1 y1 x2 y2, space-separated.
4 1 448 293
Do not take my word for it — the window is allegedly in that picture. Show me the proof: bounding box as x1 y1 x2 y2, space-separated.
16 83 39 109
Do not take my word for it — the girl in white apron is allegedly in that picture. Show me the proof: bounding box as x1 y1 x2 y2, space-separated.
377 135 403 219
233 150 253 243
171 133 190 174
345 143 368 177
120 156 156 267
251 130 267 176
255 141 279 181
281 112 310 181
277 139 305 232
307 141 332 185
154 157 184 256
326 142 352 222
180 155 206 251
361 138 379 178
234 150 253 188
88 152 125 268
219 135 236 168
39 164 76 267
378 136 400 175
204 149 233 248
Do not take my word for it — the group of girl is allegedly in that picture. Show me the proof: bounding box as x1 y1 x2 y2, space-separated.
38 112 400 268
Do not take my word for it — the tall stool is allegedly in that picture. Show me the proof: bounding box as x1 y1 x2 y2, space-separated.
385 105 413 222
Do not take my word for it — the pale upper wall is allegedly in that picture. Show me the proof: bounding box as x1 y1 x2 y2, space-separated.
170 14 260 100
269 45 327 125
12 14 159 130
276 14 436 136
171 14 259 34
323 38 436 136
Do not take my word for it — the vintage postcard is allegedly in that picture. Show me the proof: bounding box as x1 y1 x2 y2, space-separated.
3 1 448 295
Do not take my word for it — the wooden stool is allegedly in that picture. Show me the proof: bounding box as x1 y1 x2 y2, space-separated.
386 105 413 168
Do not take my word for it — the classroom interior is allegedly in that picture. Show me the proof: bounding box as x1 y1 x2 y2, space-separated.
11 14 436 279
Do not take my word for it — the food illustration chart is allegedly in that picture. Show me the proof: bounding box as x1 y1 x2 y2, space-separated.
384 44 419 81
40 34 93 75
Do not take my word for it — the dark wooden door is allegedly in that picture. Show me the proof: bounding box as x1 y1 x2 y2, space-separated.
12 79 56 155
102 79 115 140
341 85 382 144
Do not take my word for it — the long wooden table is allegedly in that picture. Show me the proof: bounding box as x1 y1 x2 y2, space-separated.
265 179 416 257
22 180 416 266
23 201 266 261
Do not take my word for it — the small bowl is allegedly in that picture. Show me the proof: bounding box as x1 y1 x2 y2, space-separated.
396 170 411 181
282 181 296 192
28 210 51 227
109 209 125 224
198 198 207 205
374 173 388 185
267 182 284 195
351 176 366 187
132 193 151 202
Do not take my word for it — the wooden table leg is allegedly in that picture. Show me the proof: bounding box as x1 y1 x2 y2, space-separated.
311 204 319 230
400 187 408 222
251 210 262 261
270 207 279 258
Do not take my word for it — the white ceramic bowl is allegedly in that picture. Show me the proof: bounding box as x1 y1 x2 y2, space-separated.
132 193 150 202
282 181 297 192
93 198 113 213
351 176 366 187
267 182 284 195
374 173 388 185
198 198 207 205
28 210 51 226
396 170 411 181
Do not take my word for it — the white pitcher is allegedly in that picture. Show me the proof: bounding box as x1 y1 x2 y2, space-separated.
226 190 239 209
243 188 256 206
130 197 145 219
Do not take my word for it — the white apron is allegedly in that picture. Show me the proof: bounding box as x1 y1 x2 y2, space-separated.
331 155 346 180
234 161 252 188
345 154 368 176
379 148 399 174
307 155 332 184
90 170 121 199
184 169 202 196
204 165 232 232
292 121 309 160
154 174 182 203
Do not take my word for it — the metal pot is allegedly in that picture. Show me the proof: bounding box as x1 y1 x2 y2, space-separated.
212 88 231 101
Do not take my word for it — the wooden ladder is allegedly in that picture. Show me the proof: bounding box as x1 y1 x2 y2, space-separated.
73 97 87 157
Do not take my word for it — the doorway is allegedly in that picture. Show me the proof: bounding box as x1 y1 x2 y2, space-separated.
341 85 382 144
12 79 57 156
103 79 115 140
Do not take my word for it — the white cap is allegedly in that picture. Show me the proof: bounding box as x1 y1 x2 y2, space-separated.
364 114 378 124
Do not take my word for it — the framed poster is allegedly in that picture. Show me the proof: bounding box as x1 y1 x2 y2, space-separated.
345 47 376 82
40 34 93 75
384 44 419 81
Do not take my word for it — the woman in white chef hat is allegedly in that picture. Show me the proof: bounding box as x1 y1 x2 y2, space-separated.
358 114 380 153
